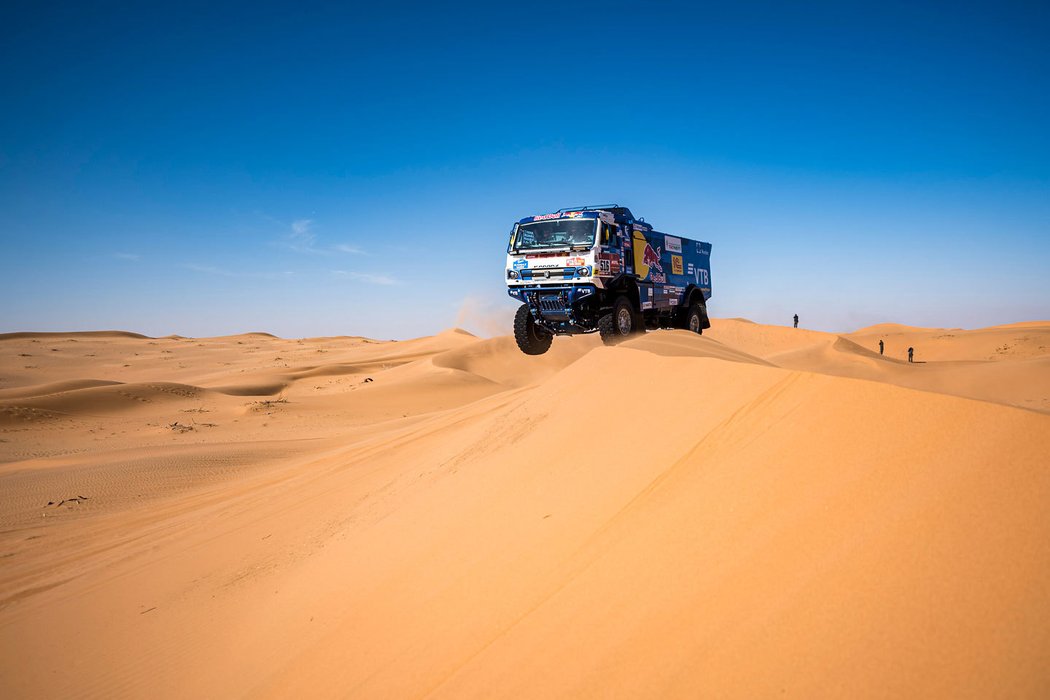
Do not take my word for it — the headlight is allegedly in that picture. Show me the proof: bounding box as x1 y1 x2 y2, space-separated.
507 269 519 280
577 266 590 277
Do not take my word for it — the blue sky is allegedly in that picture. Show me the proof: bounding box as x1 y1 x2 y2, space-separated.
2 0 1048 338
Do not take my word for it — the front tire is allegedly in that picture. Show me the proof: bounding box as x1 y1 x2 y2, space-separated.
514 304 553 355
598 296 637 345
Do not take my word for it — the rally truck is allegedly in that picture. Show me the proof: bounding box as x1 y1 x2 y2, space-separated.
506 205 712 355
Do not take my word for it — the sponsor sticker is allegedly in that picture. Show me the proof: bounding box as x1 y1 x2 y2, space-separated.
671 255 683 275
513 259 528 270
665 236 682 254
566 257 585 266
641 301 653 310
635 235 665 282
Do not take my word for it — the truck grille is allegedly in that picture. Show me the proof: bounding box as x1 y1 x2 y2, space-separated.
520 267 575 281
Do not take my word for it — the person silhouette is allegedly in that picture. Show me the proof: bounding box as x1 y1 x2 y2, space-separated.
879 339 884 355
908 346 914 363
793 314 799 328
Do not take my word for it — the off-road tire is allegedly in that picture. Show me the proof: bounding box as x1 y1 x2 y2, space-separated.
685 303 705 335
598 296 636 345
514 304 553 355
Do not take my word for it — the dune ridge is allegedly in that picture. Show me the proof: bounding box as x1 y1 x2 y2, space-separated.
1 319 1048 697
0 330 151 340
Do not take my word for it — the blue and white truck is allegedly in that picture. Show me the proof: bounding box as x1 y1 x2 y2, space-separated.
506 205 712 355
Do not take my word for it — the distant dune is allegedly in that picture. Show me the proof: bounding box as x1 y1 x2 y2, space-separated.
0 330 151 340
1 319 1048 697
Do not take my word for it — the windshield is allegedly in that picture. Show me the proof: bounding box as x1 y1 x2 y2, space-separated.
513 219 596 250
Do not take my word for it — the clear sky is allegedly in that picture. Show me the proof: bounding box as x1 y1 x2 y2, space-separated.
2 0 1048 338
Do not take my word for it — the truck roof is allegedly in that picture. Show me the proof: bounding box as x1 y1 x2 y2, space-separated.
518 204 651 229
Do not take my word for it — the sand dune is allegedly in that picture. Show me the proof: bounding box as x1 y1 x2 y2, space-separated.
0 330 151 340
1 320 1048 697
707 318 1050 412
0 378 124 399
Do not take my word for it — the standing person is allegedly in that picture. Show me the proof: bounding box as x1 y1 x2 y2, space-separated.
793 313 799 328
908 346 914 363
879 339 884 355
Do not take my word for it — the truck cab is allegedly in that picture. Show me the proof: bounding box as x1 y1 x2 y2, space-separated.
506 205 712 355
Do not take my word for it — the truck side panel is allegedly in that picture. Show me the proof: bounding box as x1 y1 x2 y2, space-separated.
630 228 712 309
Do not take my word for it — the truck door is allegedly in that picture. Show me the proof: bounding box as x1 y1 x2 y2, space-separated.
598 222 624 277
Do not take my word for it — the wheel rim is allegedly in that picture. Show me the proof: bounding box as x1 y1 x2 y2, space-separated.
617 307 632 335
689 314 700 333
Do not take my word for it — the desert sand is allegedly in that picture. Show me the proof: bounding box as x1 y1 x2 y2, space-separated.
1 319 1048 697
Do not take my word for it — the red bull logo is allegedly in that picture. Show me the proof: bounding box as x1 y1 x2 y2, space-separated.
642 243 663 273
632 230 666 282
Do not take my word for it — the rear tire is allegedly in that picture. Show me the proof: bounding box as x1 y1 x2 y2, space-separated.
685 304 705 335
598 296 636 345
514 304 553 355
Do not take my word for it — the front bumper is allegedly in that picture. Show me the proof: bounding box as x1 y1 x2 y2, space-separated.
507 283 599 334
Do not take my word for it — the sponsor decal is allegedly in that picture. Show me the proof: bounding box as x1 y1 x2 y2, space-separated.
564 211 582 218
641 301 653 310
533 212 560 220
512 259 528 270
566 257 585 266
665 236 682 254
642 242 663 272
596 253 622 276
669 298 678 305
632 230 666 283
671 255 683 275
694 268 710 285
